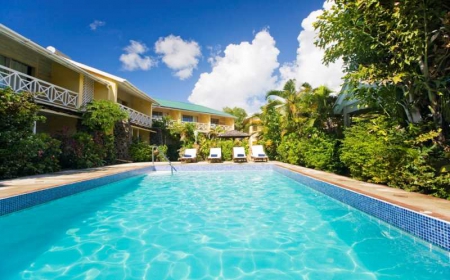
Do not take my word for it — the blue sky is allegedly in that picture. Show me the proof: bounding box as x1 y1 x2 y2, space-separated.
3 0 343 113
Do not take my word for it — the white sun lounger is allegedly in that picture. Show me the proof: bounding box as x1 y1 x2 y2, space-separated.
251 145 269 162
208 148 222 163
233 147 247 163
179 148 197 163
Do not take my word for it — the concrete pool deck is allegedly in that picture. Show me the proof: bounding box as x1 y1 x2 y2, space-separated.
1 161 450 223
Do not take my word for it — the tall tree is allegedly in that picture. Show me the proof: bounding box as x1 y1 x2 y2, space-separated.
315 0 450 142
223 107 248 131
266 79 299 121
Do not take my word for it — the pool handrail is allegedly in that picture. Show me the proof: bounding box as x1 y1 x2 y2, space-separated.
151 145 176 175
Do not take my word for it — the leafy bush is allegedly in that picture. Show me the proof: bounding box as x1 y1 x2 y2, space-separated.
0 88 61 178
299 130 342 172
130 141 152 162
57 132 104 169
277 134 303 165
0 133 61 178
219 140 235 161
340 116 450 198
82 100 128 133
0 88 43 136
130 141 168 162
340 117 409 183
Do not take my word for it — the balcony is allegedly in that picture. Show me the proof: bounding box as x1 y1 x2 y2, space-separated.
181 121 209 131
0 64 79 111
119 104 152 128
210 123 233 131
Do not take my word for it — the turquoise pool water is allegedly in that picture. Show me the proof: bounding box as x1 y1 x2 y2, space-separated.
0 170 449 279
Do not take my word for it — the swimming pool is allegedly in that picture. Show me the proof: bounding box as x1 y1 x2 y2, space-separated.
0 169 449 279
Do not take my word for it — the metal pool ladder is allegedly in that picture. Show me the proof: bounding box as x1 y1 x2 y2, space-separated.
151 146 176 175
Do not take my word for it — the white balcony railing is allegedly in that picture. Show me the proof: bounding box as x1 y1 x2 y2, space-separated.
181 121 209 131
119 104 152 128
211 123 233 131
0 64 79 111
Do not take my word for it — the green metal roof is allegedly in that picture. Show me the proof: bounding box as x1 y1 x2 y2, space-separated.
153 99 236 118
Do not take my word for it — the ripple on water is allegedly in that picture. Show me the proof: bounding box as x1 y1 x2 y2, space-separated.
0 171 448 279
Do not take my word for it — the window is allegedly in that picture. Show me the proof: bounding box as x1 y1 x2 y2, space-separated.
117 99 129 107
211 118 219 125
0 55 7 67
0 54 33 76
182 115 194 122
152 111 163 120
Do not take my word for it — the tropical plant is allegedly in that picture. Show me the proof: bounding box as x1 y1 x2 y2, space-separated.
266 79 303 133
170 122 196 146
257 99 283 159
340 116 450 198
315 0 450 142
0 88 62 178
223 106 248 131
82 100 128 133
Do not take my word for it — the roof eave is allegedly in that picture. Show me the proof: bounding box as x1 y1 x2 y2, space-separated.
0 24 109 87
153 104 235 118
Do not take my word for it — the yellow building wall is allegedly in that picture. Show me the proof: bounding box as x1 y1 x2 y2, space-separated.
94 81 110 100
51 63 80 92
36 113 78 135
132 127 150 143
153 108 180 121
132 98 152 116
0 34 52 81
84 70 117 102
197 114 209 124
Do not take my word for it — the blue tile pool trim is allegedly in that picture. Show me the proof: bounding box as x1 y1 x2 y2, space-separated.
273 165 450 251
0 166 155 216
153 163 274 172
1 163 449 251
0 164 273 216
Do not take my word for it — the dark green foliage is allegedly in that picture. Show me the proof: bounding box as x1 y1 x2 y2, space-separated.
0 88 43 137
0 88 61 179
299 130 342 172
130 140 168 162
82 100 128 133
223 107 248 131
0 134 61 179
276 134 303 165
57 131 104 169
341 116 450 198
315 0 450 142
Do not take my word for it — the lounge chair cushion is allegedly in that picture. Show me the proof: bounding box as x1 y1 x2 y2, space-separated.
258 153 266 157
210 154 218 157
183 154 192 158
237 154 245 157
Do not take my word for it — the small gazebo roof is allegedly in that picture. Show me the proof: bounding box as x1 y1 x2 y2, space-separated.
218 130 250 138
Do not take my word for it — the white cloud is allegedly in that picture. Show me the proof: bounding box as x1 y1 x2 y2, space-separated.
188 30 280 113
278 0 344 91
89 20 106 31
119 40 157 71
155 35 201 80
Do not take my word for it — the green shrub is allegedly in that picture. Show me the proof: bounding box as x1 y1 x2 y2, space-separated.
299 130 342 172
340 116 450 198
340 116 408 183
219 140 235 161
0 88 43 137
82 100 128 133
0 133 61 178
130 141 153 162
277 134 303 165
58 132 104 169
0 88 61 178
130 141 168 162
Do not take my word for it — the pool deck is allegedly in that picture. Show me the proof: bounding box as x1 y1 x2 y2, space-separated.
1 161 450 223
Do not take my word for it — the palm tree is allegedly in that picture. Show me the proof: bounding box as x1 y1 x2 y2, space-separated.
266 79 299 123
